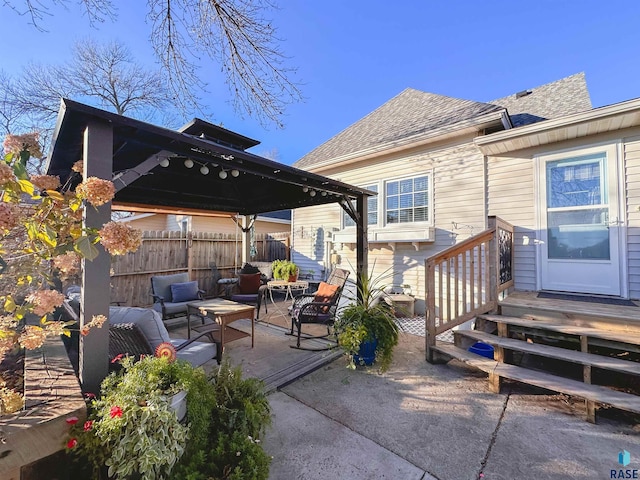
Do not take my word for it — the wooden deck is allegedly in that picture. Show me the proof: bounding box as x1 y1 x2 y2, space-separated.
432 290 640 423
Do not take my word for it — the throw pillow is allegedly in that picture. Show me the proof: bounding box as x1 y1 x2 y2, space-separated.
238 273 262 294
313 282 340 313
170 281 200 303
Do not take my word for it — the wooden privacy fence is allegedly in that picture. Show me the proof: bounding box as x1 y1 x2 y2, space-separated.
111 231 290 307
425 216 514 362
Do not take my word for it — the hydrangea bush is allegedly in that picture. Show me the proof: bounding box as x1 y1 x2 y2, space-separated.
0 133 142 414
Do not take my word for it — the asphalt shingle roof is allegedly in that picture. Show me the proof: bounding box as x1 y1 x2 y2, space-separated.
490 72 592 127
294 89 503 169
294 73 593 170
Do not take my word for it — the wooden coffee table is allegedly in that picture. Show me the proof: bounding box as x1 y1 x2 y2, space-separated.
186 298 255 348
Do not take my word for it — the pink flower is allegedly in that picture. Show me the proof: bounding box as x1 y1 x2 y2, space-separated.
26 290 65 316
155 342 177 362
65 416 79 425
110 405 123 418
84 392 96 400
83 420 94 432
111 354 124 364
67 438 78 449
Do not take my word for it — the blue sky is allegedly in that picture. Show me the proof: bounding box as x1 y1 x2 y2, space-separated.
2 1 640 165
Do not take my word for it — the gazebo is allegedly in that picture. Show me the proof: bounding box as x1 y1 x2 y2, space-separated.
46 99 374 392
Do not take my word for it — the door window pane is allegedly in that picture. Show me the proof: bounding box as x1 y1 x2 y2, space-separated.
546 154 606 208
547 208 610 260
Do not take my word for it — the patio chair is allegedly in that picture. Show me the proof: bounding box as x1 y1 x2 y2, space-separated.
287 268 350 350
229 271 268 319
109 306 221 367
150 273 204 322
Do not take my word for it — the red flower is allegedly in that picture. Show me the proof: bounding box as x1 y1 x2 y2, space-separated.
65 416 79 425
67 438 78 449
110 405 123 418
111 353 124 364
84 392 96 400
83 420 94 432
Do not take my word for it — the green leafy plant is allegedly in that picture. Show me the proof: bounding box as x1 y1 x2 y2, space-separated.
271 259 298 280
171 359 272 480
335 266 400 372
66 355 210 479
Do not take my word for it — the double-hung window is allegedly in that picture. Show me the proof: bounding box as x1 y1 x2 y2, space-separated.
343 184 378 228
385 175 430 225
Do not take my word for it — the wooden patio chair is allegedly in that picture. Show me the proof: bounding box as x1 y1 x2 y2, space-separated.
287 268 350 350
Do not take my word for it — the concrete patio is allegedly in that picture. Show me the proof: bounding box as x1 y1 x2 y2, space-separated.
169 300 640 480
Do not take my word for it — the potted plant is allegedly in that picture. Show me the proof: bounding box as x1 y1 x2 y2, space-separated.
271 259 299 282
65 354 272 480
335 268 400 372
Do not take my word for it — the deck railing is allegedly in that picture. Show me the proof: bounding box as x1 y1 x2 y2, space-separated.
425 216 514 362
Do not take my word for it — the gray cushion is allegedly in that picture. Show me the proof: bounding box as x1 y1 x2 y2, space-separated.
170 339 217 367
109 306 170 349
170 281 200 302
151 273 190 302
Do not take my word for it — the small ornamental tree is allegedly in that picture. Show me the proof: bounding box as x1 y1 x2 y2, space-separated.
0 132 142 414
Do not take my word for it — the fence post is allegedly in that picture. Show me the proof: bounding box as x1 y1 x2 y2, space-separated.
187 231 194 280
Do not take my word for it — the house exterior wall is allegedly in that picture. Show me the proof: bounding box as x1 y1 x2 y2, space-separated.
487 126 640 299
124 215 168 231
124 214 289 235
292 135 487 314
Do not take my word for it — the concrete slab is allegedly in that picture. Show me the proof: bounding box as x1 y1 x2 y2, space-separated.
263 391 430 480
482 394 640 480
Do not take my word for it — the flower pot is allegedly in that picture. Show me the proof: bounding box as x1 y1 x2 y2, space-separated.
353 338 378 366
287 273 298 282
169 390 188 422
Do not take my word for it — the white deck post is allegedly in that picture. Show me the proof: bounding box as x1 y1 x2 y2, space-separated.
79 119 113 394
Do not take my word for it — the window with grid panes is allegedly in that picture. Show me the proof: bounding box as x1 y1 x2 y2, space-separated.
343 184 378 227
385 175 429 224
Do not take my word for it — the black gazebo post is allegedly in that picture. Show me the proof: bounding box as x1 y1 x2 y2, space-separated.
79 120 113 394
355 193 368 303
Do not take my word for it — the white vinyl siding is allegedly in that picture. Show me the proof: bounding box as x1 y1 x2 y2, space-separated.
487 156 537 292
293 138 486 314
624 137 640 299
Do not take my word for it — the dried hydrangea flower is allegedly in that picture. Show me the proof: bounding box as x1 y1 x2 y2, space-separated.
26 290 65 316
3 133 43 158
18 325 47 349
53 251 80 277
0 163 16 185
0 203 19 231
99 222 142 255
71 160 84 175
30 174 61 191
76 177 115 207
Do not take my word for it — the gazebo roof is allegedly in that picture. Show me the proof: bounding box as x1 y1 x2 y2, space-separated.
46 99 373 215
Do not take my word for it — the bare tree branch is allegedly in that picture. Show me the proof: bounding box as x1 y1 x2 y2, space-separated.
4 0 303 127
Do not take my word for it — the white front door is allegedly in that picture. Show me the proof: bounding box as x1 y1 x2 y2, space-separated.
538 144 623 296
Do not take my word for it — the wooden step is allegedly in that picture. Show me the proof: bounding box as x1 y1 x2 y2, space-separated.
479 314 640 346
455 329 640 376
432 343 640 415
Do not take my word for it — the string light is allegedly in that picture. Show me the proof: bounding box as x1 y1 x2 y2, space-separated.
200 165 210 175
184 159 194 168
159 158 170 167
309 190 316 197
219 170 228 179
231 169 240 177
302 186 309 192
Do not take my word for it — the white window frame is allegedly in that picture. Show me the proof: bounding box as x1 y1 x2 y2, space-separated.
383 172 433 228
341 183 379 229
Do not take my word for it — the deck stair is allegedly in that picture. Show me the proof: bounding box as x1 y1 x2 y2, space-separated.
431 310 640 422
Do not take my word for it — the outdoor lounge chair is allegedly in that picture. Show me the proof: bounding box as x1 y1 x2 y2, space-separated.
151 273 205 322
288 268 350 350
